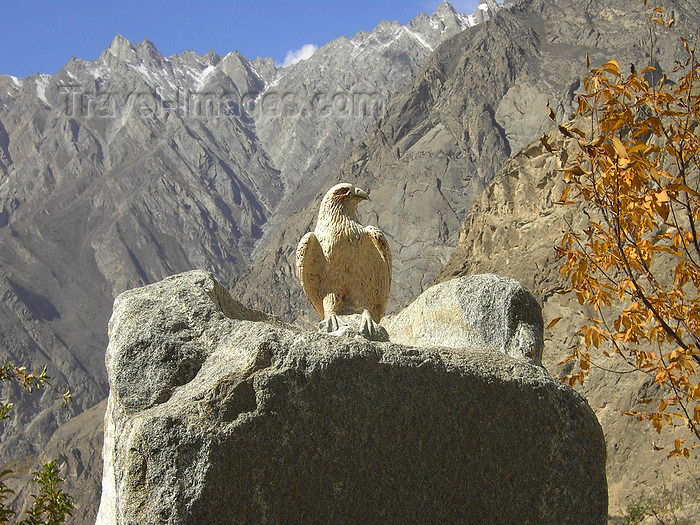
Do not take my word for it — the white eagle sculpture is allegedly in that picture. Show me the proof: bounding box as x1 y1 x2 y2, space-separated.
296 183 392 340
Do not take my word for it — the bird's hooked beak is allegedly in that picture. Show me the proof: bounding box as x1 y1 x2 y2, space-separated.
354 187 369 201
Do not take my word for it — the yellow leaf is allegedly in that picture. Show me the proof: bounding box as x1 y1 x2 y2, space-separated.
577 97 589 114
558 125 573 138
540 134 554 152
558 354 576 366
603 59 620 76
649 117 663 136
611 136 629 159
558 185 573 204
667 183 699 197
581 353 590 371
547 317 562 329
627 143 648 155
569 127 586 138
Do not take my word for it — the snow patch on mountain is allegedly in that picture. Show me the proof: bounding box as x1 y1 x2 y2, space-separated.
35 75 51 106
403 26 435 51
193 64 217 90
89 64 110 80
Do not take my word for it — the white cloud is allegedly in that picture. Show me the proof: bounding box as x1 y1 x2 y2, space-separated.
281 44 318 67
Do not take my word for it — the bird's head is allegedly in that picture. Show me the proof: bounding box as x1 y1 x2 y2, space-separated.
321 183 369 218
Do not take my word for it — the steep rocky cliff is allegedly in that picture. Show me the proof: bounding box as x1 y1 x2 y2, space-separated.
235 0 696 325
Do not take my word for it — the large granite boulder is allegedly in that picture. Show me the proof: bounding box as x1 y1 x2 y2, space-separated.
96 270 606 524
385 274 544 365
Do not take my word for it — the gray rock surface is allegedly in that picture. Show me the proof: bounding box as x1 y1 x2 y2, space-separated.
385 274 543 365
96 270 607 524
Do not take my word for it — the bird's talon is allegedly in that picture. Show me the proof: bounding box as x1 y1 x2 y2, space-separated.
360 310 389 342
319 314 345 333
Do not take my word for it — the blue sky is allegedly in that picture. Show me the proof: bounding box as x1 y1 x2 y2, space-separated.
0 1 480 77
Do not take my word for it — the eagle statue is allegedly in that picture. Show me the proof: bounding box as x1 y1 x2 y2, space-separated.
296 183 392 340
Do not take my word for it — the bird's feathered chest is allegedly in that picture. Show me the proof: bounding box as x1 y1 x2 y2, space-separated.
315 211 365 259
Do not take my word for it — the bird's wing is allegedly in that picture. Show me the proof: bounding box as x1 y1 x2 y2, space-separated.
364 225 392 318
365 226 392 280
296 232 326 319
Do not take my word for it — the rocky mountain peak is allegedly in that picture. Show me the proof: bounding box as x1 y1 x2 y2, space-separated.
434 0 464 23
133 38 163 64
404 1 502 51
102 33 134 62
467 0 502 26
432 0 503 28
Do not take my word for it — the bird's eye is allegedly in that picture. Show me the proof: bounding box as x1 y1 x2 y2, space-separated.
340 188 351 196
